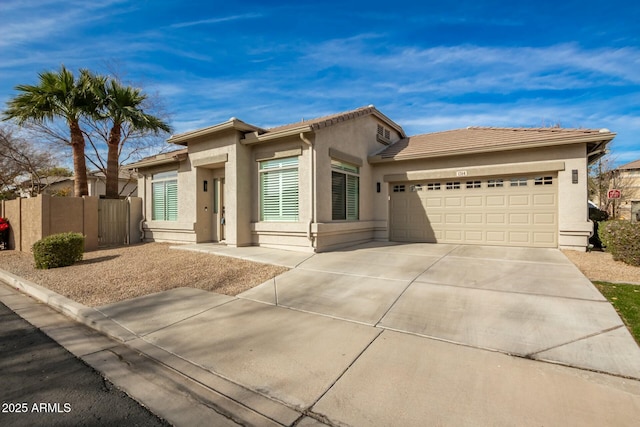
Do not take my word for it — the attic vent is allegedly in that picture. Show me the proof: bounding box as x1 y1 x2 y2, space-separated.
376 124 392 145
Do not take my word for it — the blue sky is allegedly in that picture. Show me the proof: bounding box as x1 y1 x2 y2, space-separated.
2 0 639 164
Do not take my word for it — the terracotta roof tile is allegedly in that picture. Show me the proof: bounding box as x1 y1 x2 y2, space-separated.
376 127 613 160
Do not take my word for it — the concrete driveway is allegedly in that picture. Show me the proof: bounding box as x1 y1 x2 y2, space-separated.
93 241 640 425
239 242 640 377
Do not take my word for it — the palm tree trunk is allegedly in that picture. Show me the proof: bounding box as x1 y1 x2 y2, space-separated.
70 121 89 197
105 124 121 199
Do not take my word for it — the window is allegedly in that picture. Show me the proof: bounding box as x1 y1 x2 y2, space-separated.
332 159 359 220
393 184 405 192
487 179 504 188
534 176 553 186
260 157 299 221
152 171 178 221
466 181 481 189
410 184 423 192
446 182 461 190
510 178 528 187
427 183 441 191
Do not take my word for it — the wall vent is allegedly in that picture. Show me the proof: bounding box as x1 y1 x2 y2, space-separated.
376 124 392 145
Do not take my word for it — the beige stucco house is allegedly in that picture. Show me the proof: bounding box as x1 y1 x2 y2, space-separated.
612 159 640 221
127 106 615 252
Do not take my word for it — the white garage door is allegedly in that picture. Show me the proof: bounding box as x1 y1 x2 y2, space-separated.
389 174 557 247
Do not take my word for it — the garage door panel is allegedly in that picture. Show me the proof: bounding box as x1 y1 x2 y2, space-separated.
486 195 506 206
445 213 463 224
534 232 556 244
509 213 530 224
425 198 442 207
464 230 483 242
508 195 529 206
486 231 507 244
533 213 555 224
465 196 483 207
487 213 506 224
465 213 483 224
427 213 443 224
390 174 557 248
444 230 463 241
533 194 555 205
508 231 530 244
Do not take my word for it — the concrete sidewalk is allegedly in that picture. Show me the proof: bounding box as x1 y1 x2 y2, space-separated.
2 242 640 426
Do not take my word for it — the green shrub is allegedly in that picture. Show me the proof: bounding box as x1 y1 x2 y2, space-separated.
598 220 640 266
32 232 84 269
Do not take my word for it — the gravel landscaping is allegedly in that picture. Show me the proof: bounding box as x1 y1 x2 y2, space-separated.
562 249 640 284
0 243 288 307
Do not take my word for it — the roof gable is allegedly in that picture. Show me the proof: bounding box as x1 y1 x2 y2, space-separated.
241 105 405 145
265 105 404 134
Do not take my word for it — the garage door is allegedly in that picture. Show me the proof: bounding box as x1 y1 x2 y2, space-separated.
389 174 557 247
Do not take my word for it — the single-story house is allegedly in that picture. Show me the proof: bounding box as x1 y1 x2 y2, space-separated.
127 105 615 252
20 169 139 198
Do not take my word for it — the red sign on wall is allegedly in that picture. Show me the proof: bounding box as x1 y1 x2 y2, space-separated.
608 189 621 199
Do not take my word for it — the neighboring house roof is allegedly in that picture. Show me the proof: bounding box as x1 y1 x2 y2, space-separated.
617 159 640 170
29 170 138 185
126 148 189 169
369 127 615 163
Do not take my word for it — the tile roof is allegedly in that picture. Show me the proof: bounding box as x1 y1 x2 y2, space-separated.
618 159 640 170
264 105 403 135
373 127 615 161
124 148 188 169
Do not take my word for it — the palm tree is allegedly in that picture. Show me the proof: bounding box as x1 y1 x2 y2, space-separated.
3 66 95 197
95 78 172 199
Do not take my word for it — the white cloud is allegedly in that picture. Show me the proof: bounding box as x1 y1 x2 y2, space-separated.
301 38 640 95
170 13 262 29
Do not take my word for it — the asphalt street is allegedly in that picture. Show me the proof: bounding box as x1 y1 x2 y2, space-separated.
0 301 169 427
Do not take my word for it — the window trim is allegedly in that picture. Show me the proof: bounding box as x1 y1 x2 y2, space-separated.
151 170 178 221
259 156 299 222
534 176 553 186
331 159 359 221
510 177 528 187
445 181 461 190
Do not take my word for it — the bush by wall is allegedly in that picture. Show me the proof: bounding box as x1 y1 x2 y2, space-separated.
598 220 640 267
32 232 84 269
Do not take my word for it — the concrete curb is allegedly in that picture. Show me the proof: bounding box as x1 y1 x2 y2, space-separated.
0 267 310 426
0 269 137 342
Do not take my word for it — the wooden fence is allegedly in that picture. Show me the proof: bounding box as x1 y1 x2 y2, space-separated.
0 195 142 252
